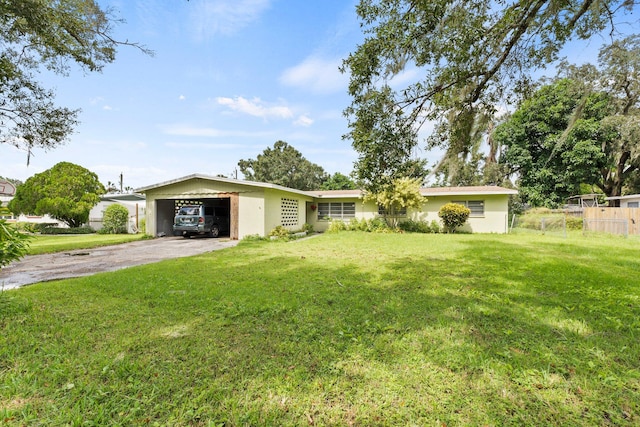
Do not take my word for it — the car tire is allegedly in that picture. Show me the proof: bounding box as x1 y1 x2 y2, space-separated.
210 225 220 238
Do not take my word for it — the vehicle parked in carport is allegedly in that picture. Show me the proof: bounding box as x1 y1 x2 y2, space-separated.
173 205 229 238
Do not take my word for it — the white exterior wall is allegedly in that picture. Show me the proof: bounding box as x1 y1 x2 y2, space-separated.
263 189 313 233
237 191 266 238
309 198 377 232
621 196 640 208
410 195 510 233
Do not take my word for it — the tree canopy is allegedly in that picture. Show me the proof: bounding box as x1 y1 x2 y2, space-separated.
496 36 640 207
238 141 329 191
345 85 428 195
0 0 149 162
320 172 357 190
8 162 105 228
365 177 425 227
342 0 639 170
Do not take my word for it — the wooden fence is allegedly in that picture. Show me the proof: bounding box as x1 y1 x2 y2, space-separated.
583 207 640 235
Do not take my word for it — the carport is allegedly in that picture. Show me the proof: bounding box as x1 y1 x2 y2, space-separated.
154 195 238 239
136 174 313 240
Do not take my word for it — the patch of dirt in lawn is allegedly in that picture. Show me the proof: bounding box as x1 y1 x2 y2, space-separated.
0 236 238 291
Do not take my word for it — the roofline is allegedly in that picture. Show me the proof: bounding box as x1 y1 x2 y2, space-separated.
308 187 518 198
136 176 518 199
606 194 640 201
419 187 518 196
135 174 313 198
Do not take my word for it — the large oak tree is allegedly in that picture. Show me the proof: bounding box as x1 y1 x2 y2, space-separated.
496 36 640 207
8 162 105 228
342 0 639 181
238 141 329 191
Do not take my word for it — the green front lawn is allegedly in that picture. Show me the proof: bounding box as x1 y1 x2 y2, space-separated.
1 232 639 425
25 233 148 255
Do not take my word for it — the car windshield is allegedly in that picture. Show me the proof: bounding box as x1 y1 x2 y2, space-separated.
178 207 200 216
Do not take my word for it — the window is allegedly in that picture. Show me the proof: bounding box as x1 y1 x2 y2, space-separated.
317 202 355 220
628 202 639 208
452 200 485 217
281 198 299 227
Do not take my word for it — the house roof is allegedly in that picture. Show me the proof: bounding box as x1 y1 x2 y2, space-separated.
605 194 640 201
135 173 313 198
101 193 145 202
310 186 517 198
136 175 518 199
419 186 518 196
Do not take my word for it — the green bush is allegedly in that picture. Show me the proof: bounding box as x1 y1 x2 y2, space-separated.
102 204 129 234
430 220 441 233
328 217 392 233
566 216 583 231
398 219 432 233
0 220 31 269
515 209 582 231
268 225 291 239
327 220 347 233
15 222 58 233
438 203 471 233
40 226 94 235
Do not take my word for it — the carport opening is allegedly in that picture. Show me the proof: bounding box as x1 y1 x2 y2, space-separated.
154 197 233 238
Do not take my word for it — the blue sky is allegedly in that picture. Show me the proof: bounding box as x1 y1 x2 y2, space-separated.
2 0 362 189
1 0 637 190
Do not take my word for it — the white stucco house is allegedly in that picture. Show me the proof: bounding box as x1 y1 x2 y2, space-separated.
136 174 517 239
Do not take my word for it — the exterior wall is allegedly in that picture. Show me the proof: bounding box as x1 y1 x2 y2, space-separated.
263 189 313 233
237 191 266 238
308 194 510 233
309 198 377 232
410 194 510 233
620 196 640 208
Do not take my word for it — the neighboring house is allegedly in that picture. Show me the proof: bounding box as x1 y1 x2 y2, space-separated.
1 181 65 226
605 194 640 208
89 193 146 232
136 174 517 239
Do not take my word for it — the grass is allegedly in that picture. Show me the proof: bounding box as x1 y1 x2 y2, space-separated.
25 233 148 255
1 232 639 425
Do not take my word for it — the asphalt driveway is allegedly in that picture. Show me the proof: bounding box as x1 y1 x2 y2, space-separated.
0 236 238 291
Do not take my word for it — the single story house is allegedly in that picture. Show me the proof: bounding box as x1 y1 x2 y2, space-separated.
605 194 640 208
136 174 517 239
88 193 146 232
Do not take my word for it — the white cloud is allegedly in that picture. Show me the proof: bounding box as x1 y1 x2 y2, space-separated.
280 56 348 94
294 115 314 127
179 95 186 101
216 96 294 120
103 105 113 111
189 0 271 39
